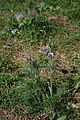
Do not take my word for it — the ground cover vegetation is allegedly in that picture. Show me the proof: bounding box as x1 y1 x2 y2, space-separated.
0 0 80 119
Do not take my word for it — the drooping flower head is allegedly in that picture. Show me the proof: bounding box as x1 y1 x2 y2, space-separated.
42 47 48 55
11 29 19 35
23 53 31 61
27 8 38 20
15 14 24 23
47 53 53 59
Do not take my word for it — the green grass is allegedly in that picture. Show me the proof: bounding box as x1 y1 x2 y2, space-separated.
0 0 80 119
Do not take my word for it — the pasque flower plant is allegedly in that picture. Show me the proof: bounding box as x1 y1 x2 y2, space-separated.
42 46 54 59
